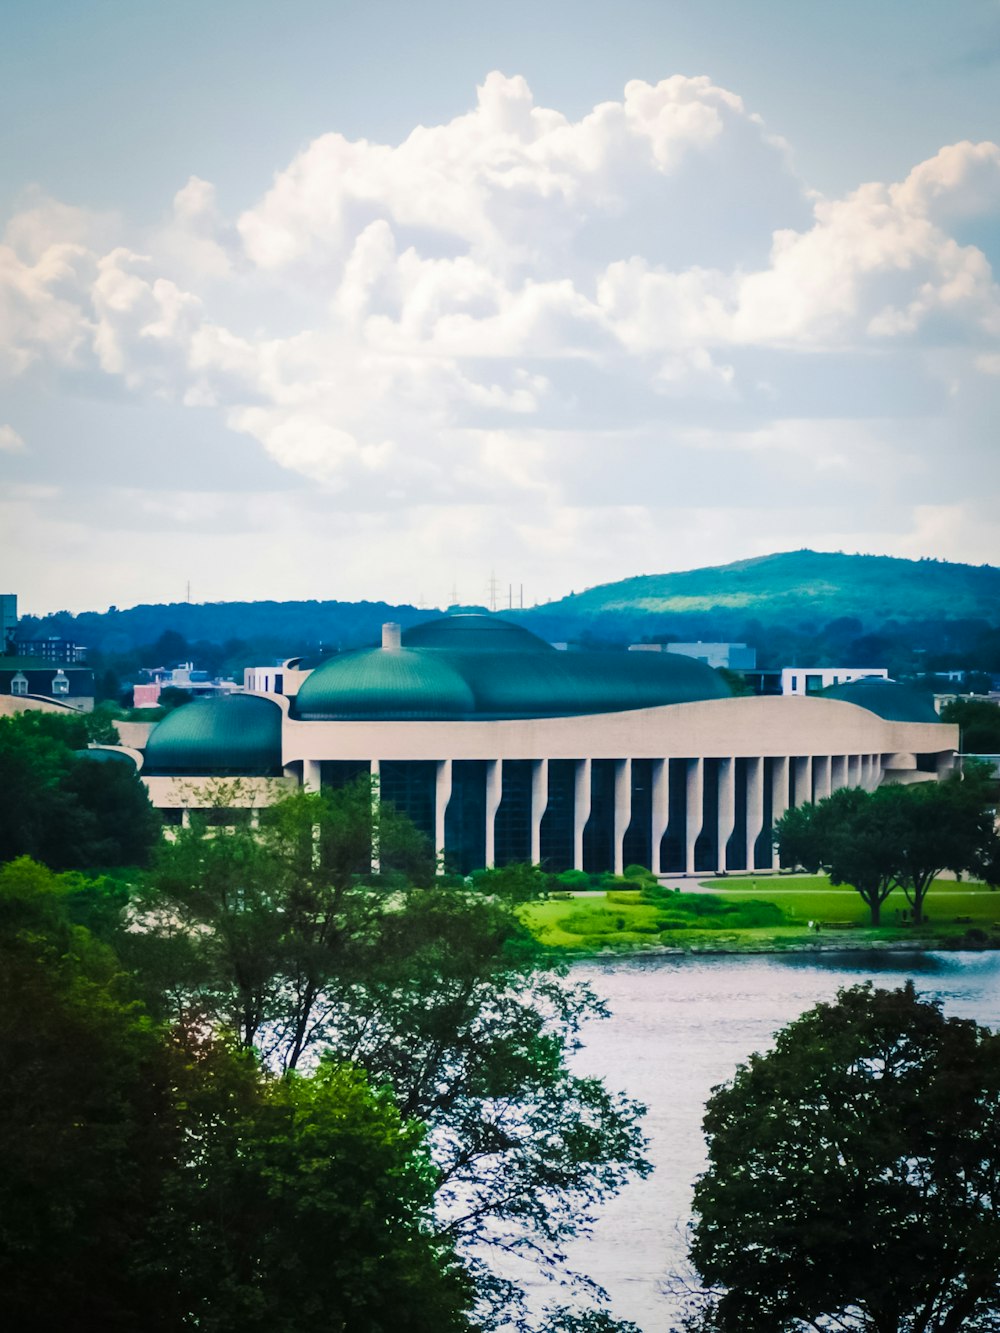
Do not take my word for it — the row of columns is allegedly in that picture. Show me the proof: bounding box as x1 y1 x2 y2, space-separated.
300 752 884 876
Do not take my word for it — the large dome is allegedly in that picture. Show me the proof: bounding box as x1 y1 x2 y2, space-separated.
402 614 553 653
144 694 284 776
821 678 941 724
295 647 477 720
293 615 731 720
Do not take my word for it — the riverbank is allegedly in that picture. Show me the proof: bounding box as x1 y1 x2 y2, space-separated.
520 875 1000 957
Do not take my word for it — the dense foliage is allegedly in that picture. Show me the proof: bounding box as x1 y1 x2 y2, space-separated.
686 983 1000 1333
773 769 1000 923
0 858 472 1333
129 779 650 1328
0 711 161 869
941 698 1000 753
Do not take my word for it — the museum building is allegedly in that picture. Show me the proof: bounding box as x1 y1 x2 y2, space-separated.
133 614 958 877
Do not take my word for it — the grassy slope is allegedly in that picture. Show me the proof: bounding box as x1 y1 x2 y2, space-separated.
519 550 1000 630
521 876 1000 954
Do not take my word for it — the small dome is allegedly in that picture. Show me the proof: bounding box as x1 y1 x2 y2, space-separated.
144 695 283 776
294 647 477 720
402 614 553 653
821 678 941 724
74 747 137 767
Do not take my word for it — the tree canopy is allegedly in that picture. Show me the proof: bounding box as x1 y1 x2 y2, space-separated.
0 856 474 1332
773 771 1000 923
121 778 649 1330
686 983 1000 1333
0 711 161 869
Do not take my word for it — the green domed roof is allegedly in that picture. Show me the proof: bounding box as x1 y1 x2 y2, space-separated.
402 614 554 653
821 678 941 724
295 647 477 720
144 695 283 776
74 747 137 767
292 617 730 721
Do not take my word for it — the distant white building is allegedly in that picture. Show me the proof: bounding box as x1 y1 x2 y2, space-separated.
630 642 756 670
781 667 889 697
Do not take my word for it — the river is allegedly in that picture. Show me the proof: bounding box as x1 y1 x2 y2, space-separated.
560 950 1000 1331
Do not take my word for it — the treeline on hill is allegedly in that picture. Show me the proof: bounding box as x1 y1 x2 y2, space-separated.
18 550 1000 688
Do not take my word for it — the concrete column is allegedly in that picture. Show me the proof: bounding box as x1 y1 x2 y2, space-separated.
793 755 812 808
249 808 260 830
303 758 322 793
770 756 789 869
813 755 832 802
435 759 452 874
180 807 191 829
573 758 592 872
685 758 704 875
846 753 860 788
530 758 549 866
745 757 764 872
717 757 736 874
613 758 632 877
650 759 669 875
830 754 847 793
484 759 502 868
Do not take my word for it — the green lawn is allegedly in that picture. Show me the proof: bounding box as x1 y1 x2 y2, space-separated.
520 875 1000 954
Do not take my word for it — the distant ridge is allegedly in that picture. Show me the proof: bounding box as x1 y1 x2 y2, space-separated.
17 551 1000 658
517 550 1000 639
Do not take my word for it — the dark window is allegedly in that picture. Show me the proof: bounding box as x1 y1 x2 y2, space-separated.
494 760 532 866
539 759 576 872
445 760 487 876
583 760 616 874
623 758 653 871
379 760 436 845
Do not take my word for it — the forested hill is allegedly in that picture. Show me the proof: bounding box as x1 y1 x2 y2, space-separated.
17 551 1000 675
518 550 1000 642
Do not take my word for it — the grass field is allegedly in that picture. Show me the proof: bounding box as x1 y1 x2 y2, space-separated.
520 875 1000 954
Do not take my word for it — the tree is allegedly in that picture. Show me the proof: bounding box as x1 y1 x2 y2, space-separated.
686 983 1000 1333
773 774 1000 925
0 711 161 870
0 857 475 1333
940 699 1000 755
774 786 901 924
136 781 650 1329
888 767 1000 922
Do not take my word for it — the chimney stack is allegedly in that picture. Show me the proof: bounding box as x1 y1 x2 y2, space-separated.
381 622 402 650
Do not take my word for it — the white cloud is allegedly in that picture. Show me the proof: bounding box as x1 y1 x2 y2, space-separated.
0 424 25 452
1 73 999 608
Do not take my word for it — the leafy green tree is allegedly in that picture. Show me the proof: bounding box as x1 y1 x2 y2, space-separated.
0 857 475 1333
137 781 649 1328
774 786 901 924
0 711 161 870
940 698 1000 754
888 767 1000 922
774 775 999 924
687 983 1000 1333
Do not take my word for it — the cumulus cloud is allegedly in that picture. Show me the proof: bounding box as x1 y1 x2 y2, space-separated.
0 424 25 452
1 71 999 607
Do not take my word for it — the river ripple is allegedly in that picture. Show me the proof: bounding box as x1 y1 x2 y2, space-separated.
563 950 1000 1331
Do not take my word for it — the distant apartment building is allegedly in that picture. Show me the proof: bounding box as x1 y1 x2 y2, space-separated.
629 641 757 670
781 667 889 697
13 633 88 664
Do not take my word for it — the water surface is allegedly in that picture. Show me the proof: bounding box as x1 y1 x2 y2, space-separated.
564 950 1000 1330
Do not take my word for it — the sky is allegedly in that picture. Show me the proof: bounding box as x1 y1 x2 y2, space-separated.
2 0 1000 616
